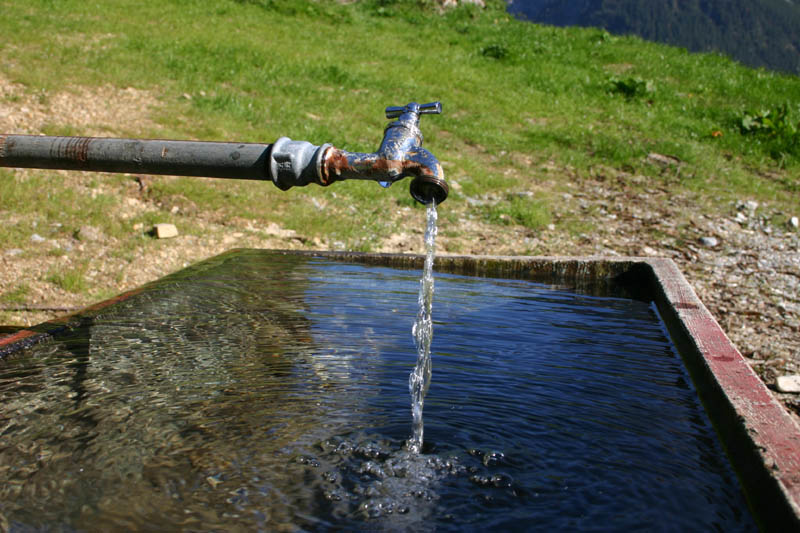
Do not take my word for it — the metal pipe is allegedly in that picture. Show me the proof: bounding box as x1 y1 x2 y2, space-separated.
0 135 272 180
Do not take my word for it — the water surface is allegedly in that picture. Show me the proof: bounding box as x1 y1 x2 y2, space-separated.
0 250 756 531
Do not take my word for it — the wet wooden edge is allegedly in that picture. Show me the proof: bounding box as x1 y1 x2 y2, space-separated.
640 257 800 532
2 249 798 529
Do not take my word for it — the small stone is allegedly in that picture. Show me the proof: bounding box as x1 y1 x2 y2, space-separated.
789 216 799 229
547 224 556 231
699 236 719 247
6 248 23 256
647 152 681 166
153 223 178 239
30 233 46 243
642 246 659 256
776 375 800 394
735 212 747 224
75 225 102 242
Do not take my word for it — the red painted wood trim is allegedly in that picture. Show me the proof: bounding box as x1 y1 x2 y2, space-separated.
647 257 800 526
0 286 147 359
0 328 38 349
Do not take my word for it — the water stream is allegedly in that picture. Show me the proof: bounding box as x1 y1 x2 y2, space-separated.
409 201 437 453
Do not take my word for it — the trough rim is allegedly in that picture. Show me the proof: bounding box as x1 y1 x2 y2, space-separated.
1 249 798 530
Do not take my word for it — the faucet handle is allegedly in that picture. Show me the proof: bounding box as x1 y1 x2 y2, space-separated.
385 101 442 119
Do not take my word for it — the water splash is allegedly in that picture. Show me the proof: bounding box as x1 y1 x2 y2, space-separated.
408 201 437 453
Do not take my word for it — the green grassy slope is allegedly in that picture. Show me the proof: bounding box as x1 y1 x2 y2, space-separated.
1 0 798 251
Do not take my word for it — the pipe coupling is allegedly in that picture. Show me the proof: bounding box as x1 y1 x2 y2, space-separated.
268 137 331 190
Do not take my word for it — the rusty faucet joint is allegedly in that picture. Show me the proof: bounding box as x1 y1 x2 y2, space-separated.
268 102 448 205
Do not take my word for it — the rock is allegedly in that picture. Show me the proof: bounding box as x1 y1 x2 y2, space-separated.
790 216 799 229
642 246 659 256
440 0 484 7
776 375 800 394
30 233 46 243
6 248 23 256
647 152 681 166
735 212 748 224
699 236 719 247
76 225 102 242
153 223 178 239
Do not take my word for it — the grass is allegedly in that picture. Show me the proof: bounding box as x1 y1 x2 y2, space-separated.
486 195 551 230
1 283 30 304
0 0 798 253
45 264 88 294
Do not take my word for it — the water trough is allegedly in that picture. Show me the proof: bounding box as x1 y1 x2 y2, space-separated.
1 249 799 531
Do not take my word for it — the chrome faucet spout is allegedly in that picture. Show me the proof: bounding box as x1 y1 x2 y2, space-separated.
317 144 447 205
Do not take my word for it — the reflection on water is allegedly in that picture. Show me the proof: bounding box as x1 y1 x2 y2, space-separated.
0 250 756 531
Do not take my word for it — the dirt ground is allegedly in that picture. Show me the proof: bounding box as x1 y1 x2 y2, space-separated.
2 77 799 420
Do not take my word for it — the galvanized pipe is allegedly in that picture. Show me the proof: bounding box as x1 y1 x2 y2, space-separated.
0 134 272 180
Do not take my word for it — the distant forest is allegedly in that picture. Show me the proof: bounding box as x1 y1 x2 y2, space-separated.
508 0 800 75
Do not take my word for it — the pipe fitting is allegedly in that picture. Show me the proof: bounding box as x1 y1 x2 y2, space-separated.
268 137 331 190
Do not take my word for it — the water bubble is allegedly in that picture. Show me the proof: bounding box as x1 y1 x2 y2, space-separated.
296 455 320 467
334 441 354 455
355 442 388 461
469 474 492 487
358 461 386 479
491 473 513 488
323 490 342 502
482 450 505 467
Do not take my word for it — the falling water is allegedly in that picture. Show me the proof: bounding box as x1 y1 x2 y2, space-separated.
408 201 437 454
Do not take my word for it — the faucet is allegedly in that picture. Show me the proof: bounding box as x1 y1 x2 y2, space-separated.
271 101 448 205
0 101 448 205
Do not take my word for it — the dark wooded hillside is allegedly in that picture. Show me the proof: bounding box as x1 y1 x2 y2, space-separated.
509 0 800 75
